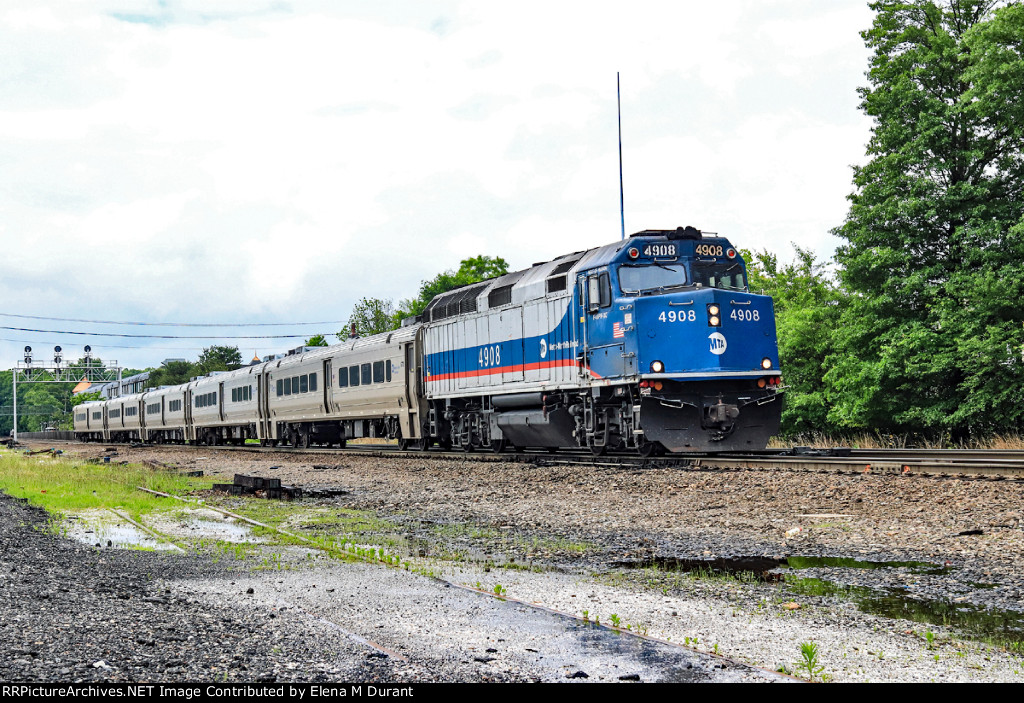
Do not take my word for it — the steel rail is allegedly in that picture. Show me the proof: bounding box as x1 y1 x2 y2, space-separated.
41 438 1024 479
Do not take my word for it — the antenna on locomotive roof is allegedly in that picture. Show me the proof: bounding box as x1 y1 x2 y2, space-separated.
617 72 625 241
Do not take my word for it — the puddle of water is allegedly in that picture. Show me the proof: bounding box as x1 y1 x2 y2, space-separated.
612 552 1022 649
179 518 254 542
145 508 260 544
64 514 177 551
613 554 949 580
785 575 1024 650
612 555 784 577
785 555 949 575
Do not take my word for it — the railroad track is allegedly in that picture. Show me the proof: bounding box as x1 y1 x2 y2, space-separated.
34 439 1024 479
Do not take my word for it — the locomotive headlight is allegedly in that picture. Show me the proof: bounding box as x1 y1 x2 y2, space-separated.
761 357 773 370
707 304 722 327
650 360 664 373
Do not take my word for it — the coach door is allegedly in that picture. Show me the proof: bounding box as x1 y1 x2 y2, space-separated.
184 388 194 442
398 340 419 439
323 359 334 414
257 372 273 441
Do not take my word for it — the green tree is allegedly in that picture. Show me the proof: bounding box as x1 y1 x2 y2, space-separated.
305 334 329 347
72 391 104 406
829 0 1024 439
397 255 509 320
147 360 197 388
195 346 243 375
745 247 846 437
343 297 398 338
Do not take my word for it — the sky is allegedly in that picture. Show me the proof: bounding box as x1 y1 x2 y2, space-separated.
0 0 876 371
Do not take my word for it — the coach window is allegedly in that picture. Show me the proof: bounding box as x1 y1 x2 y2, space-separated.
277 379 284 396
361 363 371 386
339 369 348 388
349 366 359 387
309 373 317 392
373 361 385 384
291 376 300 394
300 374 309 394
284 378 292 396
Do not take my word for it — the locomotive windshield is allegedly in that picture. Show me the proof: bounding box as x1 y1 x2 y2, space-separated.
692 262 747 291
618 264 688 295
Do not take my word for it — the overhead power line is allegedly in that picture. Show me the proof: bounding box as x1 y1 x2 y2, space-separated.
0 313 345 327
0 337 210 352
1 326 309 340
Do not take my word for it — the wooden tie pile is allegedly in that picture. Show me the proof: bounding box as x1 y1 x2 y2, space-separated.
212 473 303 500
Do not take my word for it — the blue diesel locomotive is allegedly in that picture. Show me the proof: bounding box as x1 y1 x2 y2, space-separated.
419 226 783 454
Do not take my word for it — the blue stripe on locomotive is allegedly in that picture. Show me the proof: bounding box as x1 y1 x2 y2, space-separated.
423 303 578 385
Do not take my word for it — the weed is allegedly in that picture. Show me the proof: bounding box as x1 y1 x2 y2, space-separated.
609 613 621 628
493 584 506 596
794 641 826 682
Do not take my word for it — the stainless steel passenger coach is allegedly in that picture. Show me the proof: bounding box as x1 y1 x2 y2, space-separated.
74 226 784 454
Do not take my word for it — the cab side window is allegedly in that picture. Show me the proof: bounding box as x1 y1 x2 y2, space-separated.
587 273 612 312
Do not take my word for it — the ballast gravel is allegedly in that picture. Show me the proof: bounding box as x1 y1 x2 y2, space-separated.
5 442 1024 683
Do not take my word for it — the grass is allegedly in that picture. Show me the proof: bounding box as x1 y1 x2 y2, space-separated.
769 431 1024 450
0 449 214 519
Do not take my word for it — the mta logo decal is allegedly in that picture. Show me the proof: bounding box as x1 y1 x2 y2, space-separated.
540 339 548 359
708 332 727 355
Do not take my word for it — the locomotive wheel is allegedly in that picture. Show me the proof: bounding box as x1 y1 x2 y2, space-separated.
589 444 607 457
398 439 409 451
489 439 507 453
637 440 662 457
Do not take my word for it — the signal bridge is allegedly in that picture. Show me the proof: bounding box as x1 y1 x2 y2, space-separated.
10 345 122 441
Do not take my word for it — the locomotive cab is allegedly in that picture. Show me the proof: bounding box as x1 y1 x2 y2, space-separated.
575 228 783 453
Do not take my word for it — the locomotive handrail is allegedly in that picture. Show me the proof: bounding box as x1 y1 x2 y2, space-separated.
729 300 752 305
668 300 694 306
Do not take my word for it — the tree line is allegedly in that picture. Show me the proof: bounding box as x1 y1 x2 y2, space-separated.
749 0 1024 442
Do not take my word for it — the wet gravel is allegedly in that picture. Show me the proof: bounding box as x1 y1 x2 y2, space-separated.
0 494 442 683
8 441 1024 682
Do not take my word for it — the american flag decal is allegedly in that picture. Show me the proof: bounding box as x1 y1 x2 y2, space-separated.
613 322 625 339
